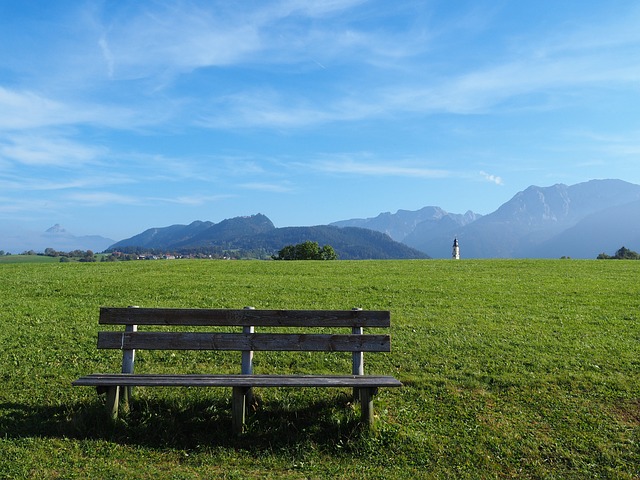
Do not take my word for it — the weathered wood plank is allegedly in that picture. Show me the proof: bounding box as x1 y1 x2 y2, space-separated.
99 307 391 328
72 373 403 388
97 332 391 352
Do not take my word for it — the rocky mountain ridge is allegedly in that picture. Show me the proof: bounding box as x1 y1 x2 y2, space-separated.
335 179 640 258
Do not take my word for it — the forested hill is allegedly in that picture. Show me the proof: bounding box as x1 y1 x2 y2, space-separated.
108 214 427 260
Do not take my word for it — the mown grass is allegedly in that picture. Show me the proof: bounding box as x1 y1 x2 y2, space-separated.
0 254 61 264
0 259 638 478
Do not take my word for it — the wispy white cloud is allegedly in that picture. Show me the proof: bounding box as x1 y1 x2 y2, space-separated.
95 0 380 80
192 2 640 128
6 1 640 135
95 4 261 79
64 192 140 206
570 130 640 158
0 86 141 131
239 182 294 193
263 0 367 19
197 90 334 129
195 49 640 130
480 171 504 186
98 35 115 78
0 134 107 167
0 196 51 214
0 87 68 130
64 191 236 209
311 157 450 178
157 194 236 206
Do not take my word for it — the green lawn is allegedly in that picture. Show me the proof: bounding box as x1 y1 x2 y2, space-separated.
0 254 61 264
0 259 638 478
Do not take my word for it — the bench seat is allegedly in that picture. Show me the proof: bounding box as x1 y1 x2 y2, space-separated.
74 373 403 388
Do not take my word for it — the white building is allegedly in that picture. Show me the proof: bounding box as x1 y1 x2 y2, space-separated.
452 237 460 259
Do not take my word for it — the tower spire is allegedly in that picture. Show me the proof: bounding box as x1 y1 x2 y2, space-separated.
452 237 460 260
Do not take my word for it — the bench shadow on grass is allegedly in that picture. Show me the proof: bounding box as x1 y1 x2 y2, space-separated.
0 392 381 453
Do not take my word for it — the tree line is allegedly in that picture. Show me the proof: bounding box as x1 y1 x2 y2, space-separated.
597 246 640 260
44 248 98 262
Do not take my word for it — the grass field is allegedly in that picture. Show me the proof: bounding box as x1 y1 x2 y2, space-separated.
0 259 638 478
0 254 61 264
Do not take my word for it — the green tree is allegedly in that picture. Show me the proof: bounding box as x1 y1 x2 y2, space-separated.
79 250 97 262
273 241 338 260
614 246 640 259
319 244 337 260
276 245 297 260
295 241 320 259
597 246 640 260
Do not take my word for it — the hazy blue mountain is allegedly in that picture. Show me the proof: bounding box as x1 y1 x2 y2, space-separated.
526 199 640 259
398 179 640 258
331 207 481 242
0 224 115 253
455 180 640 258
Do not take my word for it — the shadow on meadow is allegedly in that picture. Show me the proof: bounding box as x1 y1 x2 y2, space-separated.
0 392 401 454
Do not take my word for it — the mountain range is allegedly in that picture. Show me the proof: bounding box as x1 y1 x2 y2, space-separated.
331 179 640 258
109 214 427 260
9 179 639 259
111 179 640 259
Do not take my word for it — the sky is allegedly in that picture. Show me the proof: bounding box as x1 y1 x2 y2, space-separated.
1 0 640 244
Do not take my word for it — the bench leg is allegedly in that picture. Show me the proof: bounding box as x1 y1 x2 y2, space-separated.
232 387 249 435
359 387 377 428
106 386 120 420
120 386 133 414
353 387 361 403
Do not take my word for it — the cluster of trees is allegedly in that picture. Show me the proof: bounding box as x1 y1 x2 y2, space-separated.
272 241 338 260
597 246 640 260
44 248 97 262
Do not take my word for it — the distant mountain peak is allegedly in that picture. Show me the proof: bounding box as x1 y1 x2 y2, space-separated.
45 224 67 234
330 206 481 242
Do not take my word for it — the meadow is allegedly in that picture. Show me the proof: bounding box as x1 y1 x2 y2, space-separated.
0 259 638 479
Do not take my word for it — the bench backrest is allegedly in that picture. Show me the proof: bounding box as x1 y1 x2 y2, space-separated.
98 307 391 353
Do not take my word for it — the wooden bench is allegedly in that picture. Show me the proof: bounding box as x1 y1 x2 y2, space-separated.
73 307 402 434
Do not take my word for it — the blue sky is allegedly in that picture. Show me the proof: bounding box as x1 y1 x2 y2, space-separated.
1 0 640 243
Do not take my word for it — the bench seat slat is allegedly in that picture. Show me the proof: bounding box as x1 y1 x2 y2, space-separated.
98 331 391 352
100 307 390 328
73 373 403 388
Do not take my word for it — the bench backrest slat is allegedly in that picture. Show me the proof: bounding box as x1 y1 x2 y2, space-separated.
100 307 390 328
98 331 391 352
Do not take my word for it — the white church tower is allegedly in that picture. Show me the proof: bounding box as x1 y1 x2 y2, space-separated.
452 237 460 260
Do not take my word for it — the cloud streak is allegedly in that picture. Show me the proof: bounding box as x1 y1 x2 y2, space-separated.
0 134 107 167
311 157 450 179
